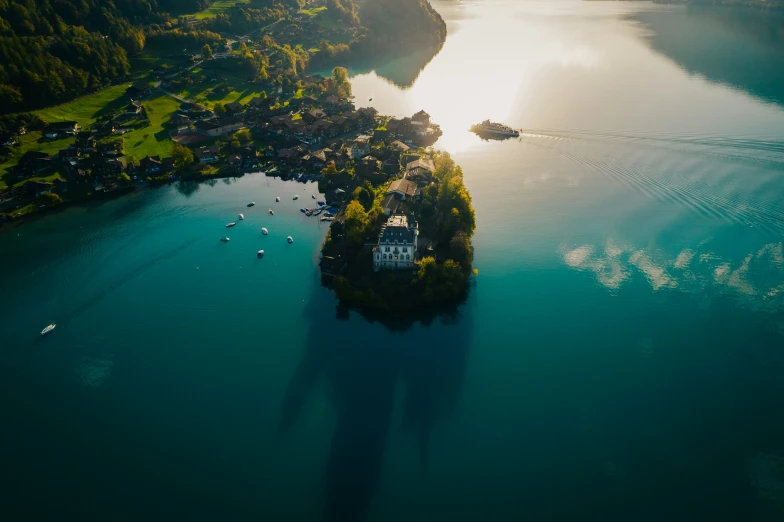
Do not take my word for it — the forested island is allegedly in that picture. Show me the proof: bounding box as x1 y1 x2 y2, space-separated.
320 148 476 318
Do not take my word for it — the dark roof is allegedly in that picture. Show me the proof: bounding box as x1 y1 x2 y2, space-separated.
194 146 219 158
406 158 434 172
387 178 419 198
379 214 416 244
390 140 410 152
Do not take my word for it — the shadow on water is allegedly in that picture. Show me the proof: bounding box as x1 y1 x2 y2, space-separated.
280 290 471 522
632 7 784 106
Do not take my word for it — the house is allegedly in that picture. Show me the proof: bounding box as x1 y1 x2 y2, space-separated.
303 108 327 124
225 101 244 114
75 133 97 151
373 214 418 271
126 100 143 115
23 180 54 197
405 158 434 184
386 178 420 201
53 177 69 193
90 157 124 178
97 141 123 157
126 82 151 98
357 107 378 123
194 146 219 163
193 116 243 137
383 156 402 177
44 121 80 139
170 114 192 126
390 140 410 154
411 110 431 133
380 193 410 216
356 155 380 180
348 135 371 159
16 151 52 177
140 155 163 174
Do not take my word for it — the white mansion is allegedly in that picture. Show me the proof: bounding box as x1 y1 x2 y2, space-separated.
373 214 418 271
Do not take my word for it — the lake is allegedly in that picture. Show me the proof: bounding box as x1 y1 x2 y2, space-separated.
2 1 784 521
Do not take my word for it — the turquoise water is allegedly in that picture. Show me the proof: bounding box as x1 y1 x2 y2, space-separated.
3 1 784 520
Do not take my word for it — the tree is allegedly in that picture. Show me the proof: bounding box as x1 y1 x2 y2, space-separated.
202 43 213 59
234 129 251 144
38 192 62 206
449 231 473 270
331 66 352 98
214 102 226 116
344 200 369 245
172 142 194 168
117 172 131 183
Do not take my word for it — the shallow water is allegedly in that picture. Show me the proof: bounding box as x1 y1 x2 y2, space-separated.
2 1 784 520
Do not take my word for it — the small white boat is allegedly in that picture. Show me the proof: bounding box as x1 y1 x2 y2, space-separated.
247 202 256 207
287 236 294 244
226 222 236 228
293 195 299 200
269 209 274 215
312 194 316 199
257 250 265 258
41 323 56 336
220 237 230 242
238 214 245 220
275 197 280 202
262 227 269 235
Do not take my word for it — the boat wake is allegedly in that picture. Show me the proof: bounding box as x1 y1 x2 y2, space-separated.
520 130 784 235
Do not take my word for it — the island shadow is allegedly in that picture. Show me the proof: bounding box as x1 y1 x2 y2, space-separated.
280 285 472 522
631 7 784 107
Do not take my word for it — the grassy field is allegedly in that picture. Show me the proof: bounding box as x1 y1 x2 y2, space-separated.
173 62 264 110
193 0 250 20
122 95 181 160
0 132 76 189
35 84 131 128
300 6 327 17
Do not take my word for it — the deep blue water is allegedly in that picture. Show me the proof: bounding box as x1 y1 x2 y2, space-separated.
2 1 784 521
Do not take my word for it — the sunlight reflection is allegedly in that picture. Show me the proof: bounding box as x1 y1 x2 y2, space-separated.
350 7 605 153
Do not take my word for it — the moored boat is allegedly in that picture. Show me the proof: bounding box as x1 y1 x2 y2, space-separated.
41 323 56 336
226 222 236 228
262 227 269 235
220 237 230 242
293 195 299 200
238 213 245 220
257 250 265 258
269 209 274 215
247 202 256 207
287 236 294 244
275 197 280 202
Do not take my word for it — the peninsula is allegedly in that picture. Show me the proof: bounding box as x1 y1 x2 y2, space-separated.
0 0 447 220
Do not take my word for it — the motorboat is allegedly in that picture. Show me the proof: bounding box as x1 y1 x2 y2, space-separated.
287 236 294 244
269 209 274 215
261 227 269 235
300 208 306 213
238 214 245 220
220 237 230 242
305 210 313 216
247 202 256 207
257 250 265 258
275 197 280 202
41 323 56 336
226 222 236 228
312 194 316 199
293 195 299 200
317 201 325 206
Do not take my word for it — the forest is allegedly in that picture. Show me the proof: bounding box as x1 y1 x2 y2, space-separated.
0 0 447 115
